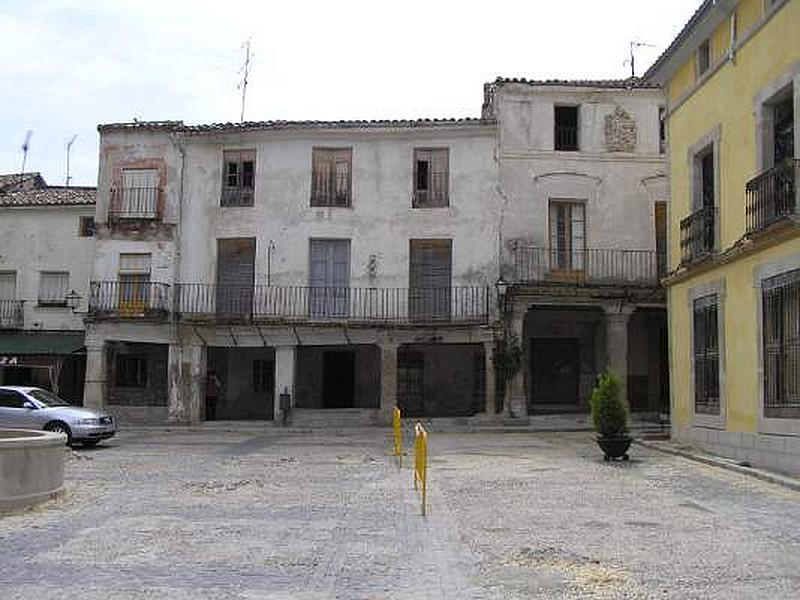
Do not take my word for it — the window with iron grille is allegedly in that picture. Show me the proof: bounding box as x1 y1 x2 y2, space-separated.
78 216 95 237
693 294 720 414
38 271 69 306
762 269 800 418
119 169 159 218
413 148 449 207
115 355 147 388
221 150 255 207
555 105 579 151
311 148 352 207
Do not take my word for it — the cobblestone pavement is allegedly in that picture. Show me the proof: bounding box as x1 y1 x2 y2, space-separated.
0 428 798 599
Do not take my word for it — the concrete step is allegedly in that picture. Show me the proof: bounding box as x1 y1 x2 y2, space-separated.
290 408 382 428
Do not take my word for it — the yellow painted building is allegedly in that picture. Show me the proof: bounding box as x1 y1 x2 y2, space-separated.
648 0 799 475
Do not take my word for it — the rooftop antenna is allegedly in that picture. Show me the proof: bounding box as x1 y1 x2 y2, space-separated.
237 37 253 123
624 41 656 78
19 130 33 183
65 134 77 187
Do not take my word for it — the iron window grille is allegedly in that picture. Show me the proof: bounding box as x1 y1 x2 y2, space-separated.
311 148 352 207
693 294 720 415
221 150 255 207
762 269 800 418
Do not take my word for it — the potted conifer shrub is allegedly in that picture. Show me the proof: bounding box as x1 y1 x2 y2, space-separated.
589 370 632 461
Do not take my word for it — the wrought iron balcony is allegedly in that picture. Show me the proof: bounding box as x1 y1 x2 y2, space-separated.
680 206 716 265
746 159 798 234
511 247 665 287
0 300 24 329
176 284 489 325
108 187 160 219
88 281 171 318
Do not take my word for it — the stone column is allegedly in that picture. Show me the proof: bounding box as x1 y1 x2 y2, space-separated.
505 305 528 421
168 344 207 424
274 345 296 422
484 340 497 416
83 341 106 410
604 305 634 405
379 342 399 424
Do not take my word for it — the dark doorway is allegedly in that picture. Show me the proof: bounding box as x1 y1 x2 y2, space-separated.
323 351 355 408
531 338 580 408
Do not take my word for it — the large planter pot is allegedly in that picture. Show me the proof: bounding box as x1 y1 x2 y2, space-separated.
596 435 633 461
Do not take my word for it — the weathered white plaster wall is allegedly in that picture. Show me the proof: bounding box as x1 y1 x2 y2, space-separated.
0 205 95 330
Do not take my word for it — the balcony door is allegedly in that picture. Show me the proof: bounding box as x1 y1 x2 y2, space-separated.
216 238 255 317
410 239 452 322
121 169 158 218
309 239 350 318
549 201 585 279
118 254 151 316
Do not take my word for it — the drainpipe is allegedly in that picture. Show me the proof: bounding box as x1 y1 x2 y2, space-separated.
169 133 186 335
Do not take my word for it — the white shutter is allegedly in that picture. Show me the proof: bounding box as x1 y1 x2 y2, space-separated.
571 204 585 270
39 272 69 304
119 254 151 275
0 272 17 299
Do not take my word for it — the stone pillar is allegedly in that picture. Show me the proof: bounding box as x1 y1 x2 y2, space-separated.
604 305 634 405
484 340 497 415
379 343 399 424
83 341 106 410
274 345 296 422
168 344 207 424
505 306 528 421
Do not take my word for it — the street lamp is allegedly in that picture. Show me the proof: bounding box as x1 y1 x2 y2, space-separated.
494 277 509 311
65 289 81 312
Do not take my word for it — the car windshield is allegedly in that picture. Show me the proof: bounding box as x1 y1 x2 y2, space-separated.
28 389 72 407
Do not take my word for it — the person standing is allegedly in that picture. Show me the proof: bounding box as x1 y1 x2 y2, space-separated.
205 370 221 421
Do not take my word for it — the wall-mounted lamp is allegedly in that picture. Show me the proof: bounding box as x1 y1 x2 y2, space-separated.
494 277 509 311
65 289 81 312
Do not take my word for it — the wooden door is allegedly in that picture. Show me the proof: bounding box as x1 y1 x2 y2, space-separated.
309 239 350 317
216 238 256 316
655 202 667 276
409 239 452 321
549 201 585 281
531 338 580 408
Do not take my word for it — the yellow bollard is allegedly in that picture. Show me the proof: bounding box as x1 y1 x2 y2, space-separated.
413 422 428 516
393 406 403 466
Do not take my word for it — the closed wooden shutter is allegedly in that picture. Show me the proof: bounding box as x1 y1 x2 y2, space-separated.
309 239 350 317
121 169 158 217
0 272 16 299
311 148 352 207
409 239 452 321
216 238 256 316
655 202 667 275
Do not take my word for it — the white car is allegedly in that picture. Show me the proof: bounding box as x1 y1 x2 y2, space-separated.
0 386 116 447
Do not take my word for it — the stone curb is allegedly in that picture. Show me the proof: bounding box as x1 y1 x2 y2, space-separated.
634 439 800 492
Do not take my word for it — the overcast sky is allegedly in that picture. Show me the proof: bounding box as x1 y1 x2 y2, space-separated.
1 0 700 187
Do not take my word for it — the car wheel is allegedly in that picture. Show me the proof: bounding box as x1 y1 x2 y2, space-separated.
82 440 100 448
44 421 72 446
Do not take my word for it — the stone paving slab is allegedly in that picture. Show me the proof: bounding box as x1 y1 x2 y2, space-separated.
0 429 798 599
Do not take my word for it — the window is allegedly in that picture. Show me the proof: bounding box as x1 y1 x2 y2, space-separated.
309 239 350 318
555 105 579 151
0 389 25 408
549 201 586 273
697 39 711 77
762 269 800 418
79 216 95 237
658 107 667 154
253 359 274 393
311 148 352 207
221 150 255 207
773 94 794 165
38 271 69 306
115 356 147 388
693 295 720 415
118 253 151 314
119 169 158 218
0 271 16 299
413 148 449 207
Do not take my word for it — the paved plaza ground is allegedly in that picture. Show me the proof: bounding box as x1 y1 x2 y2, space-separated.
0 426 798 599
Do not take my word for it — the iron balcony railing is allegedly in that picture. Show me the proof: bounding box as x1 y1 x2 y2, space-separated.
0 299 24 329
680 206 716 264
109 187 160 219
745 159 799 234
413 173 448 207
89 281 171 318
177 284 489 325
512 246 665 287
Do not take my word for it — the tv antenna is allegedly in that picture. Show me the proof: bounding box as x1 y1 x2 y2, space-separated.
624 41 655 78
237 37 253 123
65 134 77 187
19 130 33 183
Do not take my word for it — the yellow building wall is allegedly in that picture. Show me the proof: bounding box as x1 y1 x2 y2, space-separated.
737 0 764 34
670 239 800 432
666 0 800 432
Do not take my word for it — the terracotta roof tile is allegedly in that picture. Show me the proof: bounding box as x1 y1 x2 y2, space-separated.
493 76 661 90
0 186 96 207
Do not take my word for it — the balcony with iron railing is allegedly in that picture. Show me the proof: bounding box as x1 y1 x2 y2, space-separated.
88 281 171 318
176 284 489 325
511 246 665 288
680 206 717 265
746 159 798 234
108 187 160 220
0 299 24 329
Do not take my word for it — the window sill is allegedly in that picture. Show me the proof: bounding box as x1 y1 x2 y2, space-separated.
759 415 800 436
36 302 69 309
